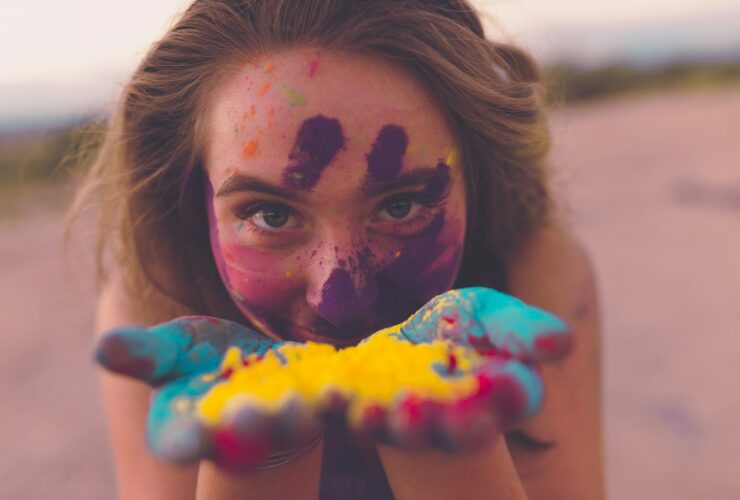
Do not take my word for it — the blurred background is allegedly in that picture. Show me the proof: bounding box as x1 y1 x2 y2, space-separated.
1 0 739 498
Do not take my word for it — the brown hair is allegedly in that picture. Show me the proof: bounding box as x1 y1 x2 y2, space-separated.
69 0 554 324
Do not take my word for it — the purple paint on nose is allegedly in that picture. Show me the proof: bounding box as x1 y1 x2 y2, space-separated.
282 115 344 190
366 125 408 181
318 268 378 330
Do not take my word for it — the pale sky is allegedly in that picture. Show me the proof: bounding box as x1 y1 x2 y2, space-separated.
2 0 738 85
1 0 739 127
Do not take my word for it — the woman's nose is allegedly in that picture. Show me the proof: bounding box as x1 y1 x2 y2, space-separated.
305 246 379 328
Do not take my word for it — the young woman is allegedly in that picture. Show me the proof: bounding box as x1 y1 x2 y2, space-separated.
75 0 604 498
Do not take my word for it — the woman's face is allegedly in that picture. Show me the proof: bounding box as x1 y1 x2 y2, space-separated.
204 49 467 346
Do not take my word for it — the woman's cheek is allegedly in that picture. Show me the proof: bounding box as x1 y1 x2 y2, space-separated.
216 240 302 314
205 179 298 315
380 212 465 299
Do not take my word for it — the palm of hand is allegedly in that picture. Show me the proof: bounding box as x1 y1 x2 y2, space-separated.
94 317 318 470
95 288 571 469
380 287 571 449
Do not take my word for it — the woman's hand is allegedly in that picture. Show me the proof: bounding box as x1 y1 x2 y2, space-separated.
378 287 572 451
93 288 571 470
94 317 322 472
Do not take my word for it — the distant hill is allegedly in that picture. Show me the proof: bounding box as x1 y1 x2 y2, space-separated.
1 59 739 191
0 121 103 190
544 59 740 103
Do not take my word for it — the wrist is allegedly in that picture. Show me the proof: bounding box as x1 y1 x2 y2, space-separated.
256 425 326 470
196 433 324 500
377 435 528 500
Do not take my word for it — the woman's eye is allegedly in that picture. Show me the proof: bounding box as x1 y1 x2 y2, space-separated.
379 196 427 222
384 199 413 219
239 203 298 231
258 208 291 228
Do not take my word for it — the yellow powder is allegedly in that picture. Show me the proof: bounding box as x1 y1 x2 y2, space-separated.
444 146 459 167
196 327 483 427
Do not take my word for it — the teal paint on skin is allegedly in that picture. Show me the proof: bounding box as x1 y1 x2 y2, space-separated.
94 316 281 467
398 288 571 421
94 289 572 470
400 287 571 362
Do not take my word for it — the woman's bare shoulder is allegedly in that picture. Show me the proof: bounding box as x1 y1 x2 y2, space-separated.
504 224 605 500
95 272 199 500
507 223 597 313
96 271 192 335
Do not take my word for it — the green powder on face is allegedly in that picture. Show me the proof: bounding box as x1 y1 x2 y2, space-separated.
283 85 307 107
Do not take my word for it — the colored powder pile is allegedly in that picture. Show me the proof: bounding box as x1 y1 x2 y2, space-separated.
196 327 485 427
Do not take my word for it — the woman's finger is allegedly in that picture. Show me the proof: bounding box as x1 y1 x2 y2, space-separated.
94 323 189 385
212 406 273 471
151 416 213 464
476 358 544 423
93 316 274 385
146 378 215 462
401 287 572 362
386 395 442 449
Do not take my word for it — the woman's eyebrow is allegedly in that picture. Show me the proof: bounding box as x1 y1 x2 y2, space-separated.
216 173 301 200
364 167 445 197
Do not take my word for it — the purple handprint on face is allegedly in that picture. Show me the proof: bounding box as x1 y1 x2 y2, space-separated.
365 124 408 183
209 114 465 344
282 115 345 190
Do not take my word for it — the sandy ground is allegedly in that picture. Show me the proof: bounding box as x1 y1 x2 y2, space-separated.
1 86 739 499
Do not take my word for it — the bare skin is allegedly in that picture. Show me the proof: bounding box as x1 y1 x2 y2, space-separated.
205 49 467 346
95 48 604 499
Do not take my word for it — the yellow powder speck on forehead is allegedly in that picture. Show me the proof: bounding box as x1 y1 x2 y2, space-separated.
444 146 459 167
242 139 259 158
263 62 274 73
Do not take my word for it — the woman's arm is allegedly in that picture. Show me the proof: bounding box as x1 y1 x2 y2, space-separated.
195 442 323 500
377 224 605 499
95 278 199 500
505 225 604 499
378 437 528 500
96 276 324 500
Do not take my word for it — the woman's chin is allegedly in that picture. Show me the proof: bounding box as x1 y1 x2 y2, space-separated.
284 324 373 348
290 327 372 347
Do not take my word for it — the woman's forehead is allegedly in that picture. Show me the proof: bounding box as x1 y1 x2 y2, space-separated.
215 48 444 121
205 48 458 185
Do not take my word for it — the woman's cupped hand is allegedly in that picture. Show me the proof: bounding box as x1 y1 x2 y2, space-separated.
93 288 572 471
